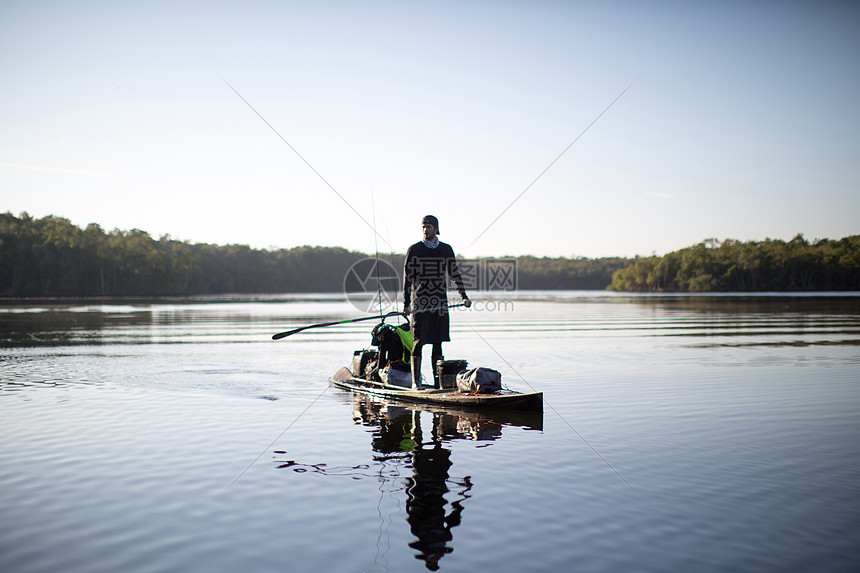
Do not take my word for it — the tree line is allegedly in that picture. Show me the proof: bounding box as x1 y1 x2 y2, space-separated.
608 235 860 292
0 213 365 297
2 213 857 297
0 212 629 297
515 255 631 290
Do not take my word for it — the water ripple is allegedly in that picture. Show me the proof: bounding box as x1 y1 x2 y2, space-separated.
2 294 859 572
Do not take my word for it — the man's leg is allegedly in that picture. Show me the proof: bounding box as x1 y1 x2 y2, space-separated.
411 341 423 389
431 343 443 389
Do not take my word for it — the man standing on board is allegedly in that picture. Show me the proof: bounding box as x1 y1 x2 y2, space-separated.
403 215 471 389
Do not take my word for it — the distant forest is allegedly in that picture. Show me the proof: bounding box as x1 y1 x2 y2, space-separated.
0 212 629 297
609 235 860 292
1 213 857 297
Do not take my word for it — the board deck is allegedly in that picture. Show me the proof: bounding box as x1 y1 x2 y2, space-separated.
330 367 544 412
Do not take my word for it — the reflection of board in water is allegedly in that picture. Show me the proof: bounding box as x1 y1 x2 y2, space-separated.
275 396 540 570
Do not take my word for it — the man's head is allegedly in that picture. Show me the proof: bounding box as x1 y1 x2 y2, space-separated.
422 215 439 241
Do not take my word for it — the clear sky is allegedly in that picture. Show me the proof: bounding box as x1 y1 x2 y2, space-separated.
2 0 858 259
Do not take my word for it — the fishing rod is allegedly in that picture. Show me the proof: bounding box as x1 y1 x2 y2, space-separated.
371 187 383 318
272 303 468 340
379 210 400 314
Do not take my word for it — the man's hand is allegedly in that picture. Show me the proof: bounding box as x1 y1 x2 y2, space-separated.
463 297 472 308
403 305 411 316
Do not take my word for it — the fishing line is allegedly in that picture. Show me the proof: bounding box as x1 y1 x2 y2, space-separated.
222 78 391 249
225 78 637 491
223 383 333 492
371 458 397 572
464 322 638 493
379 210 400 314
371 186 383 317
466 80 637 253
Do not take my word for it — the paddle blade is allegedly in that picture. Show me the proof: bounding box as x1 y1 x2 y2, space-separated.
272 327 306 340
271 310 405 341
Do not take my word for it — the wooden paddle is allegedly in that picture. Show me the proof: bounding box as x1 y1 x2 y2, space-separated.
271 303 468 340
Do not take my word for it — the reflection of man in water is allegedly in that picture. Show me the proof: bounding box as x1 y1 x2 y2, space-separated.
356 401 469 570
405 411 465 571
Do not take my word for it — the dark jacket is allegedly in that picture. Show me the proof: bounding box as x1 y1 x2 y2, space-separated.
403 241 467 311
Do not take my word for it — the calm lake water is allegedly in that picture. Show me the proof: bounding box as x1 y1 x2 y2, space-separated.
1 291 859 572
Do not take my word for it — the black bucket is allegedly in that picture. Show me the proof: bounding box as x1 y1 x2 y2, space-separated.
435 359 468 389
352 349 378 379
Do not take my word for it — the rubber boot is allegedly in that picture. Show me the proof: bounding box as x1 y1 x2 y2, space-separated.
411 354 422 390
432 353 443 389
